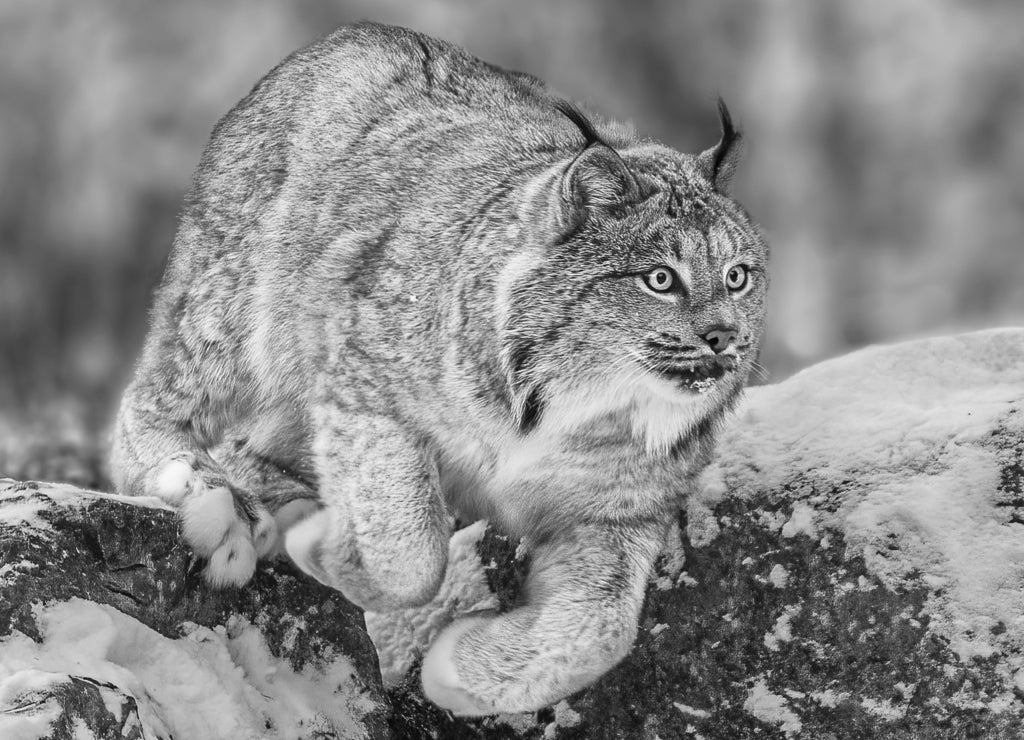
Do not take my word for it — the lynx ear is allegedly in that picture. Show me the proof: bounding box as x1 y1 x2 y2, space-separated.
558 144 641 230
697 97 743 195
552 99 641 232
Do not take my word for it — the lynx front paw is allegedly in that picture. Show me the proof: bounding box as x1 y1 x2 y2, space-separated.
153 455 278 587
421 614 498 716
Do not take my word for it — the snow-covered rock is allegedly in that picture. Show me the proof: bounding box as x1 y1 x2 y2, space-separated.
0 480 387 740
2 329 1022 739
381 328 1024 738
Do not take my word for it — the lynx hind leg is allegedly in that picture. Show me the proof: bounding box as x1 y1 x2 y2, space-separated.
284 410 450 612
421 522 664 715
153 452 274 587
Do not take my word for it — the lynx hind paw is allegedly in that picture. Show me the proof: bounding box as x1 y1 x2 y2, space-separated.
154 457 277 587
421 614 501 716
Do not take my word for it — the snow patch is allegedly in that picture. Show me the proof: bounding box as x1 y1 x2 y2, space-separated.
271 614 306 655
541 699 583 737
0 560 36 586
781 502 816 539
716 329 1024 676
673 701 711 718
810 689 846 708
861 695 906 721
767 564 789 588
743 678 802 736
0 669 65 740
0 482 170 532
763 605 800 651
0 598 376 739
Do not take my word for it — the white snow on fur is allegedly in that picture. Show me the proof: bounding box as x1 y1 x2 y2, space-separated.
708 328 1024 679
0 598 377 739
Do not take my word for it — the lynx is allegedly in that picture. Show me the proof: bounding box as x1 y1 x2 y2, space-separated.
111 22 768 714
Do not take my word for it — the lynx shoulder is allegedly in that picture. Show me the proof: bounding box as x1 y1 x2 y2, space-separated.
112 21 768 715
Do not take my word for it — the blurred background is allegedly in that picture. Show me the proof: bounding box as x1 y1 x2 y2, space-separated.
1 0 1022 487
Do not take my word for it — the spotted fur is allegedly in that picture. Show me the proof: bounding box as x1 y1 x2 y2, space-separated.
111 22 768 715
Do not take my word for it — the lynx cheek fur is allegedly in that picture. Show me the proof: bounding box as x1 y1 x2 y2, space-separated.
111 22 767 715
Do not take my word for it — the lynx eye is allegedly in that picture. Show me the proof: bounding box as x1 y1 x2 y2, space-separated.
725 264 750 292
643 266 676 293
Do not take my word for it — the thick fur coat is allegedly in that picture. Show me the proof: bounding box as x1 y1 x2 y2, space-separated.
112 22 768 714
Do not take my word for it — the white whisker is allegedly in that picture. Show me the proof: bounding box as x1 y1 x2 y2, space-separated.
748 359 771 383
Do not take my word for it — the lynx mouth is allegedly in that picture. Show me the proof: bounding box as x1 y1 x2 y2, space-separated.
650 355 738 393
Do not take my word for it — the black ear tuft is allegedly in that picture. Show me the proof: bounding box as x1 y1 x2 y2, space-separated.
554 100 603 148
697 97 743 195
711 97 740 180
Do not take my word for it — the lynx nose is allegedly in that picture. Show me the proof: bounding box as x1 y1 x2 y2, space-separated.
701 325 738 354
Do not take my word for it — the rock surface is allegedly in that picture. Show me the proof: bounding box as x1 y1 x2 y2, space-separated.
0 480 388 739
1 329 1022 739
377 329 1024 739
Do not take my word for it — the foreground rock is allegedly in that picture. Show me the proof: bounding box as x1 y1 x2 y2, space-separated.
377 329 1024 739
2 329 1022 739
0 480 388 739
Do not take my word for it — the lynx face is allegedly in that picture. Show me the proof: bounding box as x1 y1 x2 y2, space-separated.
502 112 767 450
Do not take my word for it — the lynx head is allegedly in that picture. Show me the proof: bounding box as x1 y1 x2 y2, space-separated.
500 99 768 452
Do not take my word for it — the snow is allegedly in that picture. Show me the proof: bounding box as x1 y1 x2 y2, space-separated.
673 701 711 718
72 716 95 739
0 500 50 531
709 329 1024 689
0 669 64 740
781 503 816 539
552 699 581 726
0 561 36 587
541 699 582 738
743 678 802 736
0 598 376 740
809 689 845 708
860 696 905 721
763 605 799 651
0 481 170 531
767 564 789 588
